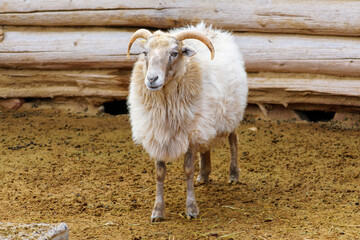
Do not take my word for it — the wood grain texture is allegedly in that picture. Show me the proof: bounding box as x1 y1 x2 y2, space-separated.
1 0 360 36
0 27 139 69
0 69 130 99
248 72 360 107
238 33 360 77
1 27 360 77
1 69 359 108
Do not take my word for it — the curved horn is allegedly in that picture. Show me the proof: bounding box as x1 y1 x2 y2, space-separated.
127 29 152 59
175 31 215 60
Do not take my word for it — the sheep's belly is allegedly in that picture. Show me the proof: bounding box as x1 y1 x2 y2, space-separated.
137 127 189 161
142 131 228 160
196 133 229 153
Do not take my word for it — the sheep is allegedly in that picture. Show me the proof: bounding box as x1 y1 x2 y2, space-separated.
127 22 248 221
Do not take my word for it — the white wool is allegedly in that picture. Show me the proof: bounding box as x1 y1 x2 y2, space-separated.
128 23 248 161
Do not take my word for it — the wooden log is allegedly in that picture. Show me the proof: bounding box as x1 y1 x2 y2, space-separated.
0 98 25 110
1 69 360 109
0 27 138 69
0 223 69 240
0 69 130 99
237 33 360 77
248 72 360 107
1 27 360 77
1 0 360 36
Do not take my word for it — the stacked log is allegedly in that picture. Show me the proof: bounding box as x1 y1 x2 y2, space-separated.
1 0 360 112
2 0 360 36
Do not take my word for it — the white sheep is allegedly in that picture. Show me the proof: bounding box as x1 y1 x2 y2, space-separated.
127 22 248 221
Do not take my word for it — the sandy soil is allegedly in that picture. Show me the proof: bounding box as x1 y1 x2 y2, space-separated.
0 108 359 239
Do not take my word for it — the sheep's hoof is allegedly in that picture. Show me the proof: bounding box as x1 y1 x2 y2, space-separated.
195 179 209 186
186 202 199 220
196 175 210 186
151 216 164 222
195 181 206 187
186 213 198 220
228 169 240 185
228 174 240 185
228 179 240 185
151 204 165 222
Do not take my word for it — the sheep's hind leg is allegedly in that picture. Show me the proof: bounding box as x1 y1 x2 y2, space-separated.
228 131 240 184
184 148 199 219
151 160 166 222
196 150 211 184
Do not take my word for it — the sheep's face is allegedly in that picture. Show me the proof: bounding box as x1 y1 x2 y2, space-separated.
141 33 196 91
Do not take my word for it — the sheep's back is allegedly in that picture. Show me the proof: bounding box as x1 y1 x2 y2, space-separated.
172 23 248 146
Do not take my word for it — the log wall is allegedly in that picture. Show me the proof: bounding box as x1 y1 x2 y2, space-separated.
2 0 360 36
2 27 360 77
1 0 360 113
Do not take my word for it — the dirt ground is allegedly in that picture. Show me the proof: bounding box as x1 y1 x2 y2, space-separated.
0 108 359 240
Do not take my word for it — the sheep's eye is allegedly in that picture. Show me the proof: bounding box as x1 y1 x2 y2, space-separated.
171 52 178 58
143 51 148 57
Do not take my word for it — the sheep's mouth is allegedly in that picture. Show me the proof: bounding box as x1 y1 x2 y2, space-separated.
146 84 163 91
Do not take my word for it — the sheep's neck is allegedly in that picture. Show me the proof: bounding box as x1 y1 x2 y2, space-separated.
130 59 203 160
145 60 202 119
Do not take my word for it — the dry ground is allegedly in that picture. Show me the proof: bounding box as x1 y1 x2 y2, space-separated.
0 108 359 239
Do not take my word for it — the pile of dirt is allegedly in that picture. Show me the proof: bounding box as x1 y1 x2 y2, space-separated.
0 109 359 239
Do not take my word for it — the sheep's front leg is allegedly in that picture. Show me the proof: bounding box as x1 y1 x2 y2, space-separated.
197 150 211 184
184 148 199 219
228 131 240 184
151 160 166 222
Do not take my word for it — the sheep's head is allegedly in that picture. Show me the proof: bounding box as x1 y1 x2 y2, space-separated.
127 29 215 91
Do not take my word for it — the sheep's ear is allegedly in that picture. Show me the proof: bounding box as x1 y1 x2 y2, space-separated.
136 39 147 49
181 46 196 57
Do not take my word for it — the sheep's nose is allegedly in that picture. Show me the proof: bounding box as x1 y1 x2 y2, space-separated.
147 75 159 83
